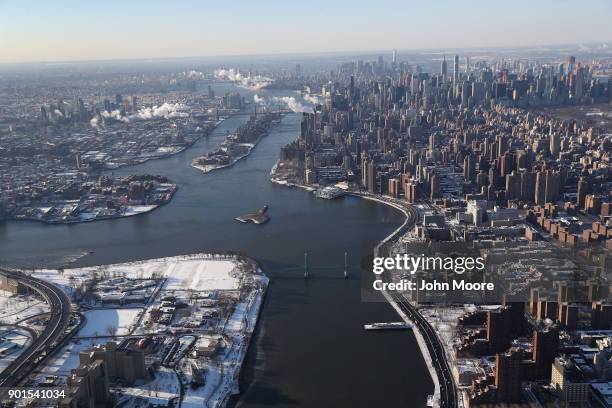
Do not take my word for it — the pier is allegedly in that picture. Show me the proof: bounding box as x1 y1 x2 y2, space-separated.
364 322 413 331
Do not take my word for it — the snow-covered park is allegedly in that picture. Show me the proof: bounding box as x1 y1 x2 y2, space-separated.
25 253 267 408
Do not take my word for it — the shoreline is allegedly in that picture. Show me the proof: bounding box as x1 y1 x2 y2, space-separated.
191 141 257 174
28 252 268 407
6 187 178 226
3 112 235 226
268 168 440 404
192 114 286 174
104 117 230 171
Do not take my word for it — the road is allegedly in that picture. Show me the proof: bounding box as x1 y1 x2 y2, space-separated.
390 292 458 408
0 270 72 387
366 196 458 408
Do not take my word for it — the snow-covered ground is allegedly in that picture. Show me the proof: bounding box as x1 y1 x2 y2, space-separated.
182 274 268 408
28 254 267 408
114 366 180 408
32 253 241 294
419 305 499 408
163 259 238 291
38 340 92 376
0 326 32 372
79 308 142 337
123 205 158 216
0 290 49 324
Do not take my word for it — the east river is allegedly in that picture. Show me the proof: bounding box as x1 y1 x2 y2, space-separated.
0 86 433 407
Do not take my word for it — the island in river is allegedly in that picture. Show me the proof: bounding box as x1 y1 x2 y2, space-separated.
6 174 177 224
191 111 283 174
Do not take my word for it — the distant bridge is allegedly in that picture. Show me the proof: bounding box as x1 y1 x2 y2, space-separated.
228 109 293 117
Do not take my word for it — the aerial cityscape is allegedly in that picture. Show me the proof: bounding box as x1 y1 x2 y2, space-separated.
1 1 612 407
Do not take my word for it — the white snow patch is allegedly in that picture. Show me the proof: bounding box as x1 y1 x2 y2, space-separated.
79 308 142 337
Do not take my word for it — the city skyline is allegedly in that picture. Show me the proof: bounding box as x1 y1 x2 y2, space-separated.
2 0 612 64
1 2 612 406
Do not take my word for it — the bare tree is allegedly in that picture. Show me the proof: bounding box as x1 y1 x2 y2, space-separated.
105 325 116 337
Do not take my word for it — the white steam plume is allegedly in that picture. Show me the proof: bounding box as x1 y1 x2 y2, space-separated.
95 102 189 126
215 68 273 90
254 94 314 114
101 109 129 123
276 96 314 114
130 102 189 120
183 70 205 79
303 94 323 105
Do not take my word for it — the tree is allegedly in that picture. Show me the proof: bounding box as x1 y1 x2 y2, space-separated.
105 325 116 337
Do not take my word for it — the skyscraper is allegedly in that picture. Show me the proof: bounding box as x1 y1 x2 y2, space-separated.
532 326 560 379
535 171 546 205
550 132 561 157
505 171 521 200
441 56 448 80
495 348 524 403
577 177 587 208
520 171 535 202
430 174 439 200
544 170 561 204
464 154 476 183
575 64 584 99
367 160 376 193
453 55 460 84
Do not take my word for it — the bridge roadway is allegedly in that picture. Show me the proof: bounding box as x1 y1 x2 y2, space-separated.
0 270 72 387
217 109 293 117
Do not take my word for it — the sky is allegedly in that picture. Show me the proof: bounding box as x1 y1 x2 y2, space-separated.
1 0 612 63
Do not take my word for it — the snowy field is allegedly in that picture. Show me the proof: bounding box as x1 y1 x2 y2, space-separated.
38 340 92 376
79 308 142 337
32 253 241 294
163 259 238 291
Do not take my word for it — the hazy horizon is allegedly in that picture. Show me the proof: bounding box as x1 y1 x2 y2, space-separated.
1 41 612 67
2 0 612 64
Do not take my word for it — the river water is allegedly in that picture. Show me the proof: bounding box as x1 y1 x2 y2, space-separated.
0 86 433 407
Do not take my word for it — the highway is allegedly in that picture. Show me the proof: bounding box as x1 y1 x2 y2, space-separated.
390 291 458 408
0 270 72 387
367 196 458 408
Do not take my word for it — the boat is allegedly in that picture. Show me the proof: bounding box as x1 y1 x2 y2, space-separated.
313 186 346 200
363 322 413 331
235 205 270 225
343 252 348 279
